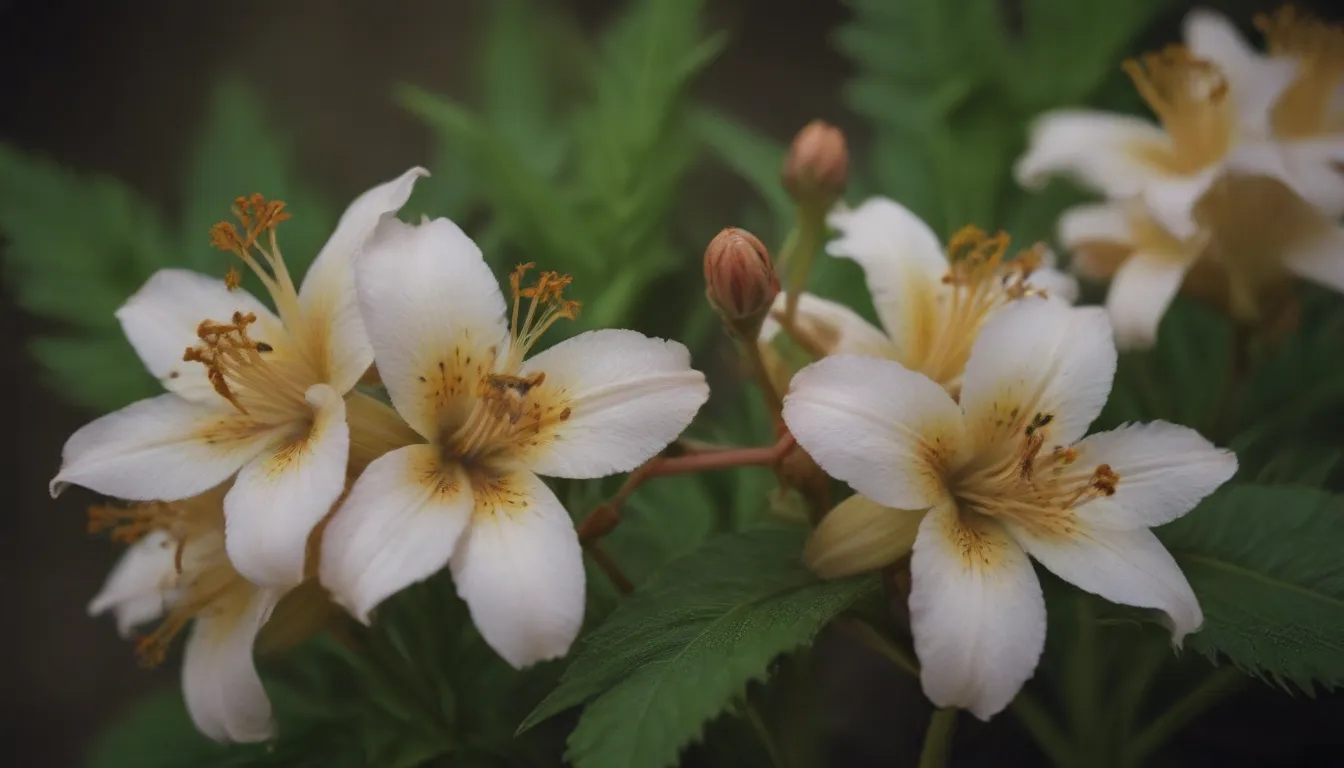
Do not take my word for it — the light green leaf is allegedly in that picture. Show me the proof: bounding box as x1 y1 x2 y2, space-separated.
1158 485 1344 691
522 527 877 768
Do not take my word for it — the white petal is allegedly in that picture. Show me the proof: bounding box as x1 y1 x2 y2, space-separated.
355 216 508 439
803 494 924 579
297 168 428 392
960 301 1116 451
1009 523 1202 645
1183 9 1296 137
1071 422 1237 531
825 198 948 355
1143 168 1220 241
516 329 708 479
758 292 898 358
910 504 1045 720
50 394 280 500
1106 250 1197 350
182 587 282 743
319 445 472 623
1014 110 1171 194
1027 267 1079 304
1285 224 1344 294
116 270 283 403
783 355 963 510
224 385 349 588
1282 138 1344 218
450 470 585 668
88 531 176 637
1058 203 1134 250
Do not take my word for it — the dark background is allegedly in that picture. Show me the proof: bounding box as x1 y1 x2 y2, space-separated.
2 1 1342 766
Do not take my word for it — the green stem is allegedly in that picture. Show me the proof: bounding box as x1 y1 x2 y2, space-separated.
744 699 788 768
917 708 958 768
779 208 825 320
1063 595 1101 756
1114 634 1169 745
838 618 919 677
1010 692 1074 768
1127 666 1245 764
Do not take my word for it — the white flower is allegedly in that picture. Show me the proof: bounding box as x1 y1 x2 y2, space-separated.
1188 7 1344 215
1015 31 1314 240
1061 174 1344 347
87 488 299 743
782 299 1236 719
50 168 427 590
318 215 709 668
761 197 1076 394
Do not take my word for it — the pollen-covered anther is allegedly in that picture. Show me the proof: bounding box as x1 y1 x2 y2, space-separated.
87 503 167 544
1123 45 1230 166
231 193 292 247
945 225 1012 286
483 372 547 424
504 262 582 370
182 311 263 413
1256 6 1344 63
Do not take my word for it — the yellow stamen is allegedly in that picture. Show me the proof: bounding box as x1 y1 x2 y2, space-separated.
182 311 304 419
503 263 581 371
208 194 301 324
1257 7 1344 137
1123 45 1232 171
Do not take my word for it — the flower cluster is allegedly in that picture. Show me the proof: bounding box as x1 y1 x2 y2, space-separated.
1017 7 1344 348
55 169 709 741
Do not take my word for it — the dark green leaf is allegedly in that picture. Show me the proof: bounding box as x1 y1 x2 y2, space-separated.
522 527 877 768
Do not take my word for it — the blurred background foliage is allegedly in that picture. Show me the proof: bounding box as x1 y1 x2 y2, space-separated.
5 0 1344 766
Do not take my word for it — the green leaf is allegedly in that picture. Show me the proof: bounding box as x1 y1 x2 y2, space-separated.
180 79 334 284
85 688 230 768
0 145 173 410
1158 485 1344 691
690 107 792 241
522 527 877 768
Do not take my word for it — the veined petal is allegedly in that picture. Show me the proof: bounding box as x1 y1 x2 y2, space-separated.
1106 250 1198 350
50 394 280 500
1072 422 1236 531
758 292 898 358
910 504 1045 720
1015 110 1173 195
88 531 176 637
182 587 282 743
1009 523 1202 645
803 494 924 578
1284 223 1344 294
116 269 283 403
783 355 963 510
319 445 472 623
450 470 585 668
960 301 1116 451
1183 9 1297 137
356 216 508 440
516 329 708 479
298 167 428 392
225 385 350 588
826 198 948 357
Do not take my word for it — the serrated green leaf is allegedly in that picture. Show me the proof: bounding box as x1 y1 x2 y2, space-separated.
180 79 334 284
522 527 877 768
1158 485 1344 691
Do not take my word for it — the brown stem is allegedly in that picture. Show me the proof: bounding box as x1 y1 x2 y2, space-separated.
585 542 634 595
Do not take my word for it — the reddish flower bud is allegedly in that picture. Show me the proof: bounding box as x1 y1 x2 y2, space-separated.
782 120 849 208
704 228 779 327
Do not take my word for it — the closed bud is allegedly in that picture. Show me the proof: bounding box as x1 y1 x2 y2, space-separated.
782 120 849 208
704 228 779 332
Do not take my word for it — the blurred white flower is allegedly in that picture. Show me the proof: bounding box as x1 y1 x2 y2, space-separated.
50 168 426 590
319 216 709 669
760 197 1076 395
782 300 1235 719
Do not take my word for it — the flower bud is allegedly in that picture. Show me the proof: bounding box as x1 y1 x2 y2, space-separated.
782 120 849 208
704 228 779 330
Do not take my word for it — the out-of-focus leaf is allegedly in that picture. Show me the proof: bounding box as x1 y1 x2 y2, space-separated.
690 107 792 240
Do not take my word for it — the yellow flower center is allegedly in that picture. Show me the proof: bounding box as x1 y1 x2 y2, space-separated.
1257 7 1344 138
949 413 1120 539
88 493 251 668
1124 45 1233 173
440 263 580 465
910 226 1044 391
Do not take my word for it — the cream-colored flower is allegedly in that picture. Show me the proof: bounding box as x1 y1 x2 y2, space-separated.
50 169 426 590
760 197 1076 395
87 488 330 743
1061 172 1344 346
319 215 709 668
1015 27 1321 240
783 299 1236 719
